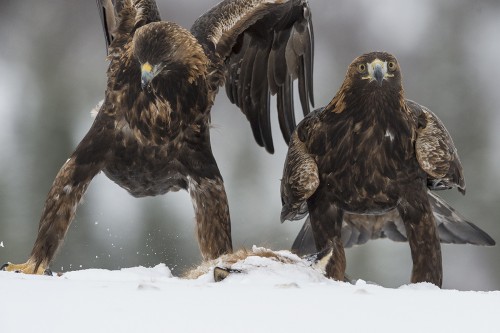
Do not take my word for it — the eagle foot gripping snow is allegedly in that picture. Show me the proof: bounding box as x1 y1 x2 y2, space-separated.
1 261 52 276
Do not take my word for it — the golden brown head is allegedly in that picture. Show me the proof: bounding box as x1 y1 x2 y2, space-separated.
347 51 402 90
133 22 209 90
328 51 404 112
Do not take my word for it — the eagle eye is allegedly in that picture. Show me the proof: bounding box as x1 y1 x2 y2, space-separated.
357 63 367 73
388 61 396 71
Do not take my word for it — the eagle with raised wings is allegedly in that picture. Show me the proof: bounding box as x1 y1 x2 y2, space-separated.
280 51 495 287
1 0 314 274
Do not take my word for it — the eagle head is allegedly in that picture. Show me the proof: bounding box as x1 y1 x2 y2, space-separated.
326 51 404 113
349 51 402 90
133 21 209 90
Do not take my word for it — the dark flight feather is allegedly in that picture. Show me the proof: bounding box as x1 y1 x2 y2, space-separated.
292 192 495 256
281 52 495 287
97 0 117 49
191 0 315 153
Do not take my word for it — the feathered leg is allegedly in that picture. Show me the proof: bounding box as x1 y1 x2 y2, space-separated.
308 198 346 281
2 115 112 274
188 175 233 260
398 190 443 287
2 155 105 274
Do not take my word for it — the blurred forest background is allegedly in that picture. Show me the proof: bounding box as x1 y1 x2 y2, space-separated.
0 0 499 290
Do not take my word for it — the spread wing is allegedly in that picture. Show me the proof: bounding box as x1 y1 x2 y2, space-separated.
407 99 466 194
191 0 315 153
292 192 495 256
96 0 161 54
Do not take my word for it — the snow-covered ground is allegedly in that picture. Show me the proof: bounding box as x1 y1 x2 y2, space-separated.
1 247 498 333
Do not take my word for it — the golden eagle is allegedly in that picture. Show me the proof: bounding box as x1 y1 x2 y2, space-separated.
280 51 495 287
1 0 314 274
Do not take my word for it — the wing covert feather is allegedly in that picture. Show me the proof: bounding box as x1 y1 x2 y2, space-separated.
280 121 319 222
407 100 466 194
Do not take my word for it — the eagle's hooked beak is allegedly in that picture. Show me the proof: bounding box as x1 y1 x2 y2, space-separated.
363 59 393 86
141 62 160 90
372 63 384 86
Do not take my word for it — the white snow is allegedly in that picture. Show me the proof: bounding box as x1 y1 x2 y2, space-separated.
1 248 498 333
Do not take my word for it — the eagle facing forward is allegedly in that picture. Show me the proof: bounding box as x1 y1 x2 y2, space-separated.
280 51 490 287
2 0 314 274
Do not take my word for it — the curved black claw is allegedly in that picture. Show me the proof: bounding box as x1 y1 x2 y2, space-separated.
213 267 242 282
44 268 53 276
214 267 230 282
0 263 22 274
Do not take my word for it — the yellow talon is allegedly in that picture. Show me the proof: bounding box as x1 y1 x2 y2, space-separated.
1 259 49 275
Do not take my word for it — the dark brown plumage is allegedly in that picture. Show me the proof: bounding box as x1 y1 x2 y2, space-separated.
280 51 495 287
1 0 313 274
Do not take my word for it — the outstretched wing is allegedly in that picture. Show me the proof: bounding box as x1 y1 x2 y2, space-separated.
96 0 161 54
407 99 466 194
291 192 495 256
191 0 314 153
